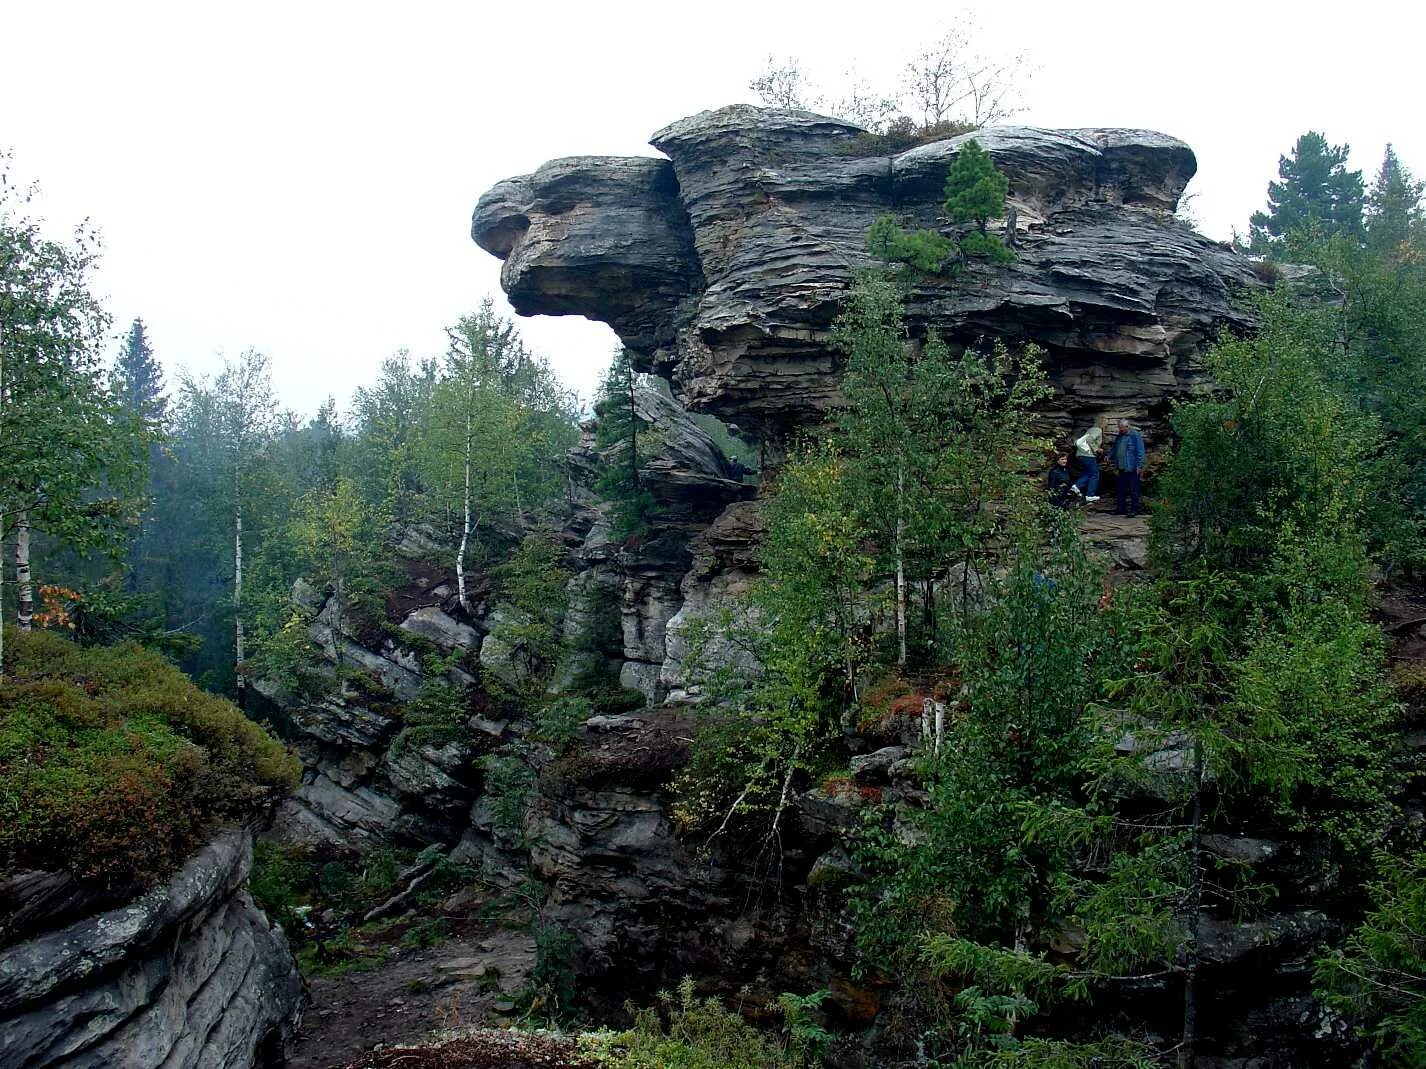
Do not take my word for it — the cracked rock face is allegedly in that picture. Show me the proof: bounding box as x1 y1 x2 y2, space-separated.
474 105 1258 440
0 830 302 1069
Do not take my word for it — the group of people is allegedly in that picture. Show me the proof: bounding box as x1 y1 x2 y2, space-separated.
1047 418 1145 517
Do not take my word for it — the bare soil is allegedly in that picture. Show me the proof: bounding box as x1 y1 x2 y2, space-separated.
287 926 537 1069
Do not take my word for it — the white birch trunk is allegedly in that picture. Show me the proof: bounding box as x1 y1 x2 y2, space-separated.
234 500 245 709
456 410 472 613
0 513 5 680
331 573 344 668
16 510 32 632
895 462 907 667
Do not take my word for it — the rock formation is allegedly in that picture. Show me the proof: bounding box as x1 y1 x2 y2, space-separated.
473 103 1259 710
0 829 302 1069
254 382 751 848
474 105 1258 442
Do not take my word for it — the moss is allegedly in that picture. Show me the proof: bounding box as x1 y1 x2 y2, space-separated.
0 628 299 892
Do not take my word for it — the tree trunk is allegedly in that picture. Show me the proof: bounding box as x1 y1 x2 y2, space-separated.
332 572 344 669
16 511 32 632
0 513 5 680
457 411 473 613
234 500 245 710
895 462 907 667
1179 743 1206 1069
627 371 640 491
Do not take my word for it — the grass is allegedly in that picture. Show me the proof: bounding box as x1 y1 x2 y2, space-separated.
0 627 299 892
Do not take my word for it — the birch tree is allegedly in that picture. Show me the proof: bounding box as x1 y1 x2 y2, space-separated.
0 159 146 675
831 271 1048 665
173 352 277 705
216 351 277 709
426 301 576 613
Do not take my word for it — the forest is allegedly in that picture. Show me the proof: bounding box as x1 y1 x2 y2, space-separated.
2 82 1426 1069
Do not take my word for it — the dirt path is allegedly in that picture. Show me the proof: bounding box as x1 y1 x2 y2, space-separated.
287 927 536 1069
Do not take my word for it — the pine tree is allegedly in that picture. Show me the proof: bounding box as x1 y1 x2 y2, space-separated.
1365 143 1424 260
1248 132 1365 256
867 137 1014 272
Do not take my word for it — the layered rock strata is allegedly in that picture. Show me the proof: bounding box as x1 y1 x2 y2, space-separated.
474 105 1258 442
0 830 302 1069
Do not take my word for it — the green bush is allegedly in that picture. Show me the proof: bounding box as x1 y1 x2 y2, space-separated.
0 628 299 890
588 977 828 1069
483 750 536 834
249 839 314 930
868 137 1014 274
1316 850 1426 1064
532 695 593 745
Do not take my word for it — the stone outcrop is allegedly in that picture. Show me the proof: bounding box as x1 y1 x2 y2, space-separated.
474 105 1258 442
0 829 302 1069
256 556 487 852
557 385 755 703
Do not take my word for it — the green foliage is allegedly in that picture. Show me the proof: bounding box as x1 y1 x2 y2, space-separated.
852 535 1116 962
0 161 151 608
0 628 298 893
596 349 657 541
945 139 1010 234
482 749 536 835
1365 144 1425 259
1248 131 1365 256
1151 289 1392 576
958 1035 1159 1068
587 978 828 1069
674 443 865 836
1315 850 1426 1064
867 139 1014 273
401 917 449 949
524 921 578 1022
392 678 468 752
248 839 314 931
867 214 956 273
488 533 570 693
1269 231 1426 566
532 695 592 746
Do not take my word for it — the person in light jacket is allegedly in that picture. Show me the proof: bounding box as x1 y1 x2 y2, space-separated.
1072 426 1103 502
1111 418 1146 517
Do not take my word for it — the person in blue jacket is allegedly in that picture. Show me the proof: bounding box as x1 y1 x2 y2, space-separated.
1111 418 1146 517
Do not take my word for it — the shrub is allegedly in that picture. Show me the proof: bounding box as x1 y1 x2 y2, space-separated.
1315 849 1426 1063
249 840 314 931
0 628 298 893
587 977 828 1069
868 137 1015 274
482 750 536 834
532 695 593 746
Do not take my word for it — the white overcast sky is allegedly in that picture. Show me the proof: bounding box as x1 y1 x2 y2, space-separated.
3 0 1421 417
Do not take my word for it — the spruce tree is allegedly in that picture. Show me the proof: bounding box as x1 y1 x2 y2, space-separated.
1248 131 1365 256
595 348 654 540
111 317 166 426
1365 143 1424 260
